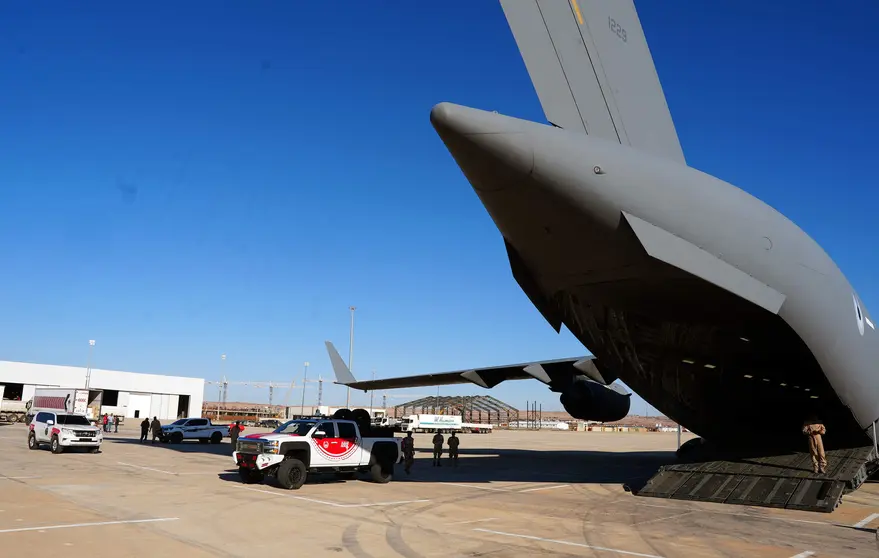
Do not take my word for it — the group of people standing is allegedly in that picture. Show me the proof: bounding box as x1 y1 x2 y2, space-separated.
100 413 120 432
400 430 460 474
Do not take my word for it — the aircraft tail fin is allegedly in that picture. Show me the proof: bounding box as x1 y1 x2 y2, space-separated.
498 0 686 164
324 341 357 385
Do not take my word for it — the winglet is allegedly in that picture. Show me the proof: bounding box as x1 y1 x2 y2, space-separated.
324 341 357 385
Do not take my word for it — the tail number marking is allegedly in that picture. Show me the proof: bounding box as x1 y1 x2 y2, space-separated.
609 17 627 43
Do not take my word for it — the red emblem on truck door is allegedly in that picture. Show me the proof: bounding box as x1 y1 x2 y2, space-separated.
314 436 359 460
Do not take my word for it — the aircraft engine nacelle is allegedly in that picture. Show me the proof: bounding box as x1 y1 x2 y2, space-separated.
559 380 631 423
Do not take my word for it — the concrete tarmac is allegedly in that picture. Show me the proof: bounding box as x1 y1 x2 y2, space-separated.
0 423 877 557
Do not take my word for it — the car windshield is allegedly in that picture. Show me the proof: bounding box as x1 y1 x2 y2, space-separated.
57 415 91 426
274 420 318 435
170 419 188 425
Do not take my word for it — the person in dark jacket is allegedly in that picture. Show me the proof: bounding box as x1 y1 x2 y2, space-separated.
140 418 150 443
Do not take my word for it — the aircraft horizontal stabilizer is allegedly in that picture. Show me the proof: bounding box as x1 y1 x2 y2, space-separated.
323 340 591 392
623 212 787 314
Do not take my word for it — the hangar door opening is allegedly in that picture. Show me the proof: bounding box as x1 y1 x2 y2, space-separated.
177 395 190 418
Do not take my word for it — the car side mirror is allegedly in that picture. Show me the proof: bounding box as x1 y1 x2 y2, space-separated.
313 430 326 439
46 420 54 426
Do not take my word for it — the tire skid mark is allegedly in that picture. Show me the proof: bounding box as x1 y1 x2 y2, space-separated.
342 524 376 558
385 524 427 558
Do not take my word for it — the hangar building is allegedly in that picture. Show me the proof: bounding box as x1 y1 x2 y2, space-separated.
0 360 204 421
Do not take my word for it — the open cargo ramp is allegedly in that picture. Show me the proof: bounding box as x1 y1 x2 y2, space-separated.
636 444 876 513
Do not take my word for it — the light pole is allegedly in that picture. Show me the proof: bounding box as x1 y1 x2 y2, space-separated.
369 369 375 414
218 354 226 419
85 340 96 390
347 306 356 408
300 361 309 416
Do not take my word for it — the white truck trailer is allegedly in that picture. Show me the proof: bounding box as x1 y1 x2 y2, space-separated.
0 385 30 423
399 414 463 433
27 387 103 425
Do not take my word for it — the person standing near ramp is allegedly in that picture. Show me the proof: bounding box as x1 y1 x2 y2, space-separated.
401 431 415 474
229 421 242 453
432 430 444 467
447 431 460 467
803 415 827 474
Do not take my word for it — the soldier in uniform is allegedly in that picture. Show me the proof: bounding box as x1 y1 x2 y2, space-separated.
229 421 242 453
431 430 445 466
802 415 827 474
447 431 460 467
401 431 415 474
150 416 162 444
140 417 150 443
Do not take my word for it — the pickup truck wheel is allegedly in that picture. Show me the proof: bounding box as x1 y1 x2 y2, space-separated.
27 432 38 450
210 432 222 444
370 461 392 484
238 466 263 484
277 458 307 490
170 432 184 444
90 447 101 454
51 435 64 454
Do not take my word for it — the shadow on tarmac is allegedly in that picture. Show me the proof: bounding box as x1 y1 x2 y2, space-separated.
107 436 236 458
106 435 677 491
392 447 674 490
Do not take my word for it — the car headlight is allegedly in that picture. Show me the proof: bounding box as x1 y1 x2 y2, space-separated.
265 441 280 454
61 428 74 435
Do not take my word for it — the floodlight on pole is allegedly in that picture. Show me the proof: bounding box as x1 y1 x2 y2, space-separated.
300 361 309 416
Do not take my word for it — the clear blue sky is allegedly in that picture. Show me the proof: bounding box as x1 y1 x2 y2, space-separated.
1 1 877 414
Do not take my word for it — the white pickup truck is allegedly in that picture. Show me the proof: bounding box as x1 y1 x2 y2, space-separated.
160 417 229 444
233 417 402 489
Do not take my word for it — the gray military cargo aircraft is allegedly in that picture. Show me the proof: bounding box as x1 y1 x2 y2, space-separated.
326 0 878 512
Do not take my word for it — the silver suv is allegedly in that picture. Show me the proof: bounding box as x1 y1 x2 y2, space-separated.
28 411 103 454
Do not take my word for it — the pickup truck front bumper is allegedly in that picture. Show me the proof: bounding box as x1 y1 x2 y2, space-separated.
234 451 282 471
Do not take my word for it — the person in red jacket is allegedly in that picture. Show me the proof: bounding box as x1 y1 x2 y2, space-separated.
229 421 244 453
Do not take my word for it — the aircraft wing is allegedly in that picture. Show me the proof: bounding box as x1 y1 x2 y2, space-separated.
324 341 594 391
498 0 686 164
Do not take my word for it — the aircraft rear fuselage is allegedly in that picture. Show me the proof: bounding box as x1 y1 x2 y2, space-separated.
431 102 879 450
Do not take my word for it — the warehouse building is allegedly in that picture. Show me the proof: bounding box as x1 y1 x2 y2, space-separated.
0 360 204 421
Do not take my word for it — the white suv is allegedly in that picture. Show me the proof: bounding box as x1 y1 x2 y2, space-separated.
28 411 103 454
